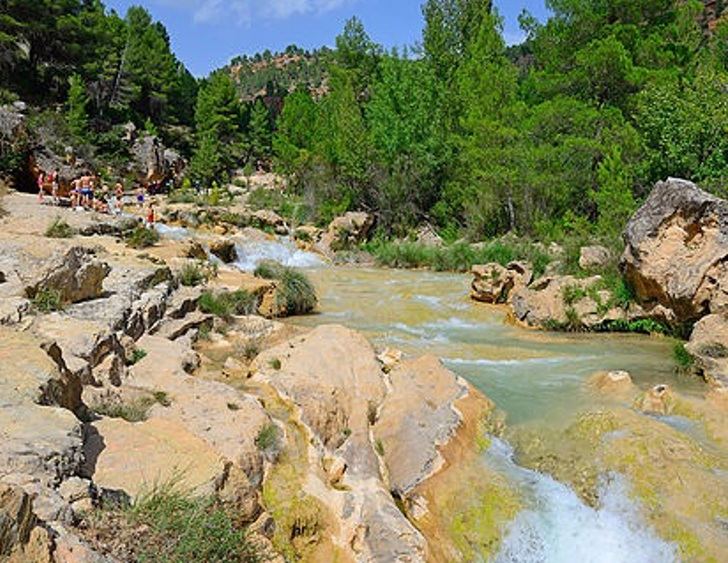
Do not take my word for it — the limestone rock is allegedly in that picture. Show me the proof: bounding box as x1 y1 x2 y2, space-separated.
183 241 207 261
252 209 288 235
579 245 611 270
471 262 532 304
0 484 35 557
24 247 110 305
253 325 427 560
377 347 403 373
511 275 599 329
254 325 386 452
0 329 83 413
587 370 636 396
89 417 225 500
154 311 213 341
130 135 183 186
128 335 270 487
318 212 374 255
209 238 238 263
686 313 728 388
637 384 675 415
0 403 84 488
414 223 444 247
622 177 728 323
374 356 483 496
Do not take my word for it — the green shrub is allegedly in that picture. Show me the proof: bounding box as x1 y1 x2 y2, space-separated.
128 348 148 365
365 240 551 277
673 342 695 371
125 226 160 249
254 261 317 316
241 339 260 361
255 423 280 451
198 290 257 320
32 288 64 313
92 391 170 423
127 483 263 562
269 357 282 370
45 216 74 238
562 285 588 306
598 318 671 335
179 262 207 287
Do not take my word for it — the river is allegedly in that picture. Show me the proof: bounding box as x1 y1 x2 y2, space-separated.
168 230 699 561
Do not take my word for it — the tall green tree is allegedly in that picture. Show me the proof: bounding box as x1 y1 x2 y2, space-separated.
367 52 447 229
248 99 272 165
66 74 89 141
189 72 243 184
273 88 318 173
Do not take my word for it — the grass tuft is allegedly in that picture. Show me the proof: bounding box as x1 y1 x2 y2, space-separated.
125 226 160 249
128 348 147 366
126 482 264 562
254 260 317 316
92 392 171 423
45 216 74 238
198 290 256 320
255 423 280 452
32 288 64 313
365 240 551 277
673 342 695 372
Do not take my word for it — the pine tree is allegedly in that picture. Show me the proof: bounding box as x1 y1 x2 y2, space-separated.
248 99 271 166
67 74 89 141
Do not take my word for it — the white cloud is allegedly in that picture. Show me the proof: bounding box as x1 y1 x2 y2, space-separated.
157 0 352 26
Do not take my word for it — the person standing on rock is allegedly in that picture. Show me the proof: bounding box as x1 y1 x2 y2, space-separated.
146 203 155 228
115 182 125 214
50 168 60 205
136 185 145 208
37 171 46 203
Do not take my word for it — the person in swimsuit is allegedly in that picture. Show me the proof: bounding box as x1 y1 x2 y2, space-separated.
136 186 145 208
50 169 60 205
37 171 45 203
145 203 155 228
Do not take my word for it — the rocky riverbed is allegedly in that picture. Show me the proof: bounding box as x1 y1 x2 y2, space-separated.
1 186 727 562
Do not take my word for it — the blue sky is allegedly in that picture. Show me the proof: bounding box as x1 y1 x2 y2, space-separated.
104 0 549 76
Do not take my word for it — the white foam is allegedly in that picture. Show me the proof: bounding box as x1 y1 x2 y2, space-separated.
488 438 678 563
444 356 583 367
155 223 190 240
233 239 323 271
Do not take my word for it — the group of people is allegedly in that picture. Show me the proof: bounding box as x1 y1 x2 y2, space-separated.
36 169 156 227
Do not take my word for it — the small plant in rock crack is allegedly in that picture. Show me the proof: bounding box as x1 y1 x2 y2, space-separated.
128 348 148 365
45 216 74 238
269 357 282 370
255 423 280 452
32 288 64 313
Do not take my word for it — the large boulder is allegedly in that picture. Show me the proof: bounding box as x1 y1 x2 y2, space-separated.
251 209 288 235
622 178 728 323
129 135 186 187
24 247 110 306
510 275 614 329
130 135 166 184
318 212 374 255
29 147 88 197
686 313 728 388
471 262 532 304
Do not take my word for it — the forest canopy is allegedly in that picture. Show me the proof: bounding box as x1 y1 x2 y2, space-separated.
2 0 727 243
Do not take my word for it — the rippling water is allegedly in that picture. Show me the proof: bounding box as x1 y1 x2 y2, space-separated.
165 228 698 561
